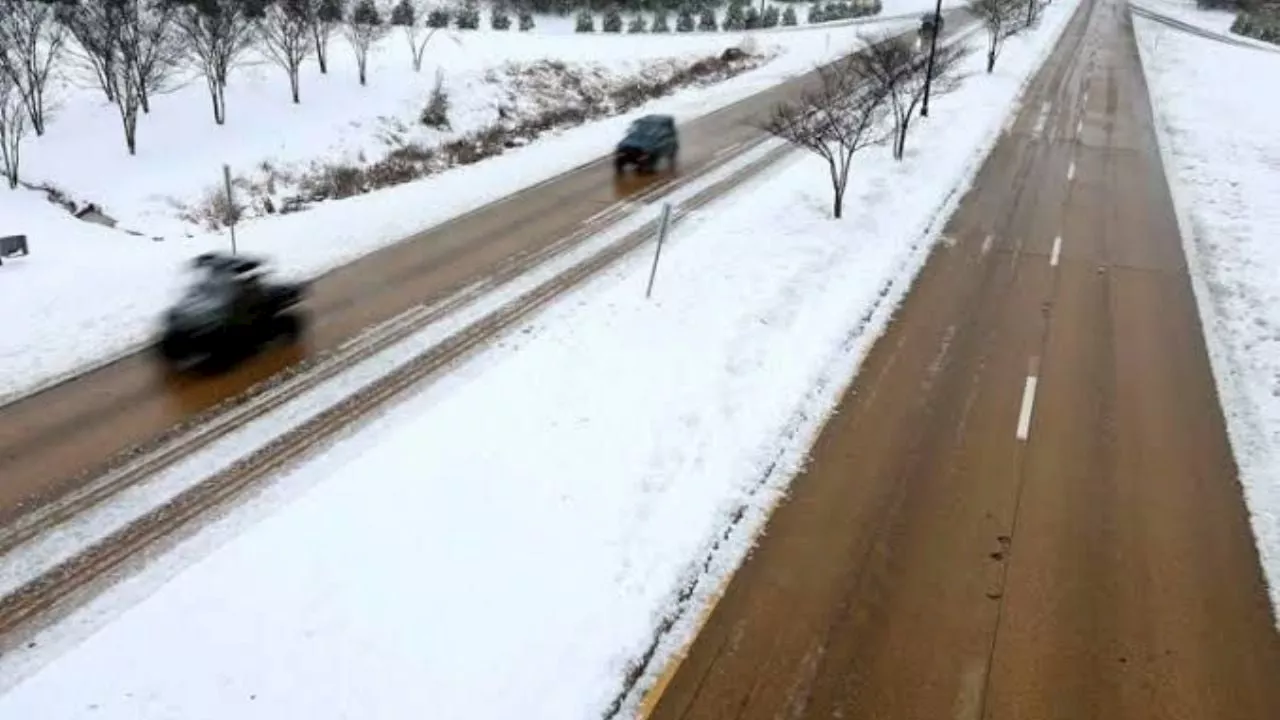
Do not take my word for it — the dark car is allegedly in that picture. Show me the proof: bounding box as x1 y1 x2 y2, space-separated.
615 114 679 174
156 252 307 372
919 12 944 38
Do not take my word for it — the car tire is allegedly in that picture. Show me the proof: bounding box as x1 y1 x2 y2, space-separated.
274 312 305 344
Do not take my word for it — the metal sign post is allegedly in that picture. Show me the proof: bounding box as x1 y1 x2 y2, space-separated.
223 164 238 255
645 202 673 300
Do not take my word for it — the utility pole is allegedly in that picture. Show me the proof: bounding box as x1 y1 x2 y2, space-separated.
920 0 944 118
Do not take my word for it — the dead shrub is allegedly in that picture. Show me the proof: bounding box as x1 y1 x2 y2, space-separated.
276 51 763 213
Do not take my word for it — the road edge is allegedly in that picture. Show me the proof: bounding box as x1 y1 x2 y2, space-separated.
607 3 1089 717
1130 14 1280 625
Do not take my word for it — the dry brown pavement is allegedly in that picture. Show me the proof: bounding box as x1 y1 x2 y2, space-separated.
644 0 1280 718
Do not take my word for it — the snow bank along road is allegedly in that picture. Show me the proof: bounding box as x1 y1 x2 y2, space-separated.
638 0 1280 717
0 19 980 643
1130 1 1280 52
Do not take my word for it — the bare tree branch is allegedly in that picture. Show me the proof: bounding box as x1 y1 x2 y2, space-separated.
850 33 967 161
59 1 149 154
969 0 1022 73
757 57 891 219
390 0 434 71
344 0 386 86
310 0 342 73
259 0 313 102
0 0 67 136
169 0 263 125
0 71 27 188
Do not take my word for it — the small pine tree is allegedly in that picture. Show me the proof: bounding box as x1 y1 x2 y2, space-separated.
426 6 450 27
491 2 512 28
744 5 761 28
602 6 623 31
781 5 797 25
421 69 450 128
697 6 716 30
627 13 646 32
762 5 780 27
518 8 535 29
575 9 595 31
808 1 824 23
723 1 745 29
826 2 846 20
651 9 671 31
352 0 381 25
676 6 694 31
390 0 414 26
455 0 481 28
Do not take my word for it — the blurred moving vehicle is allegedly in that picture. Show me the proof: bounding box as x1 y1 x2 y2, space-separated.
919 11 944 39
156 252 307 372
615 114 680 174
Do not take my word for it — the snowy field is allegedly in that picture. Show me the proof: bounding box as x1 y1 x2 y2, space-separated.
0 1 1083 717
1135 18 1280 615
1131 0 1238 33
0 0 957 404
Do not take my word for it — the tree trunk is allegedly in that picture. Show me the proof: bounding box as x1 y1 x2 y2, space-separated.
987 48 996 73
23 84 45 136
139 81 151 114
315 27 329 73
290 69 300 103
358 54 368 86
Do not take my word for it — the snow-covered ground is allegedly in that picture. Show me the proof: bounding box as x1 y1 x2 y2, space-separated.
0 0 956 404
1131 0 1238 33
0 1 1082 717
1134 18 1280 615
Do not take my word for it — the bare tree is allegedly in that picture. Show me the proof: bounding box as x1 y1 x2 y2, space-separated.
260 0 313 102
969 0 1022 73
311 0 343 73
58 0 124 104
852 34 966 161
389 0 434 71
1024 0 1041 28
121 0 182 114
58 0 145 153
344 0 387 85
170 0 263 125
0 72 26 188
758 59 889 219
0 0 67 136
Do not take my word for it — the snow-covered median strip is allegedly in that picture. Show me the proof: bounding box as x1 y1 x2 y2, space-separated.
1134 17 1280 618
0 1 1082 717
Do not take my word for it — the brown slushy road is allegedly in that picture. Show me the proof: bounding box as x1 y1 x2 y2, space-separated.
0 16 980 527
644 1 1280 718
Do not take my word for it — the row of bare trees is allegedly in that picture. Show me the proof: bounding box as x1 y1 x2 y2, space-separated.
762 0 1043 219
0 0 441 182
761 35 966 218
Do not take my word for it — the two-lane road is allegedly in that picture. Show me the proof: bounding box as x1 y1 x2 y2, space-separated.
0 15 977 527
643 0 1280 717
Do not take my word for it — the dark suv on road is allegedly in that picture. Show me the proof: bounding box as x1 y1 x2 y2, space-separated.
919 12 944 39
615 114 679 174
157 252 307 373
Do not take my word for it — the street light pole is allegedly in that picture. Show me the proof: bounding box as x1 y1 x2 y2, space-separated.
920 0 943 118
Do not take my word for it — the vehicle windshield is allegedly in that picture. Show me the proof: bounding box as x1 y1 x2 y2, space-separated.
627 120 666 139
